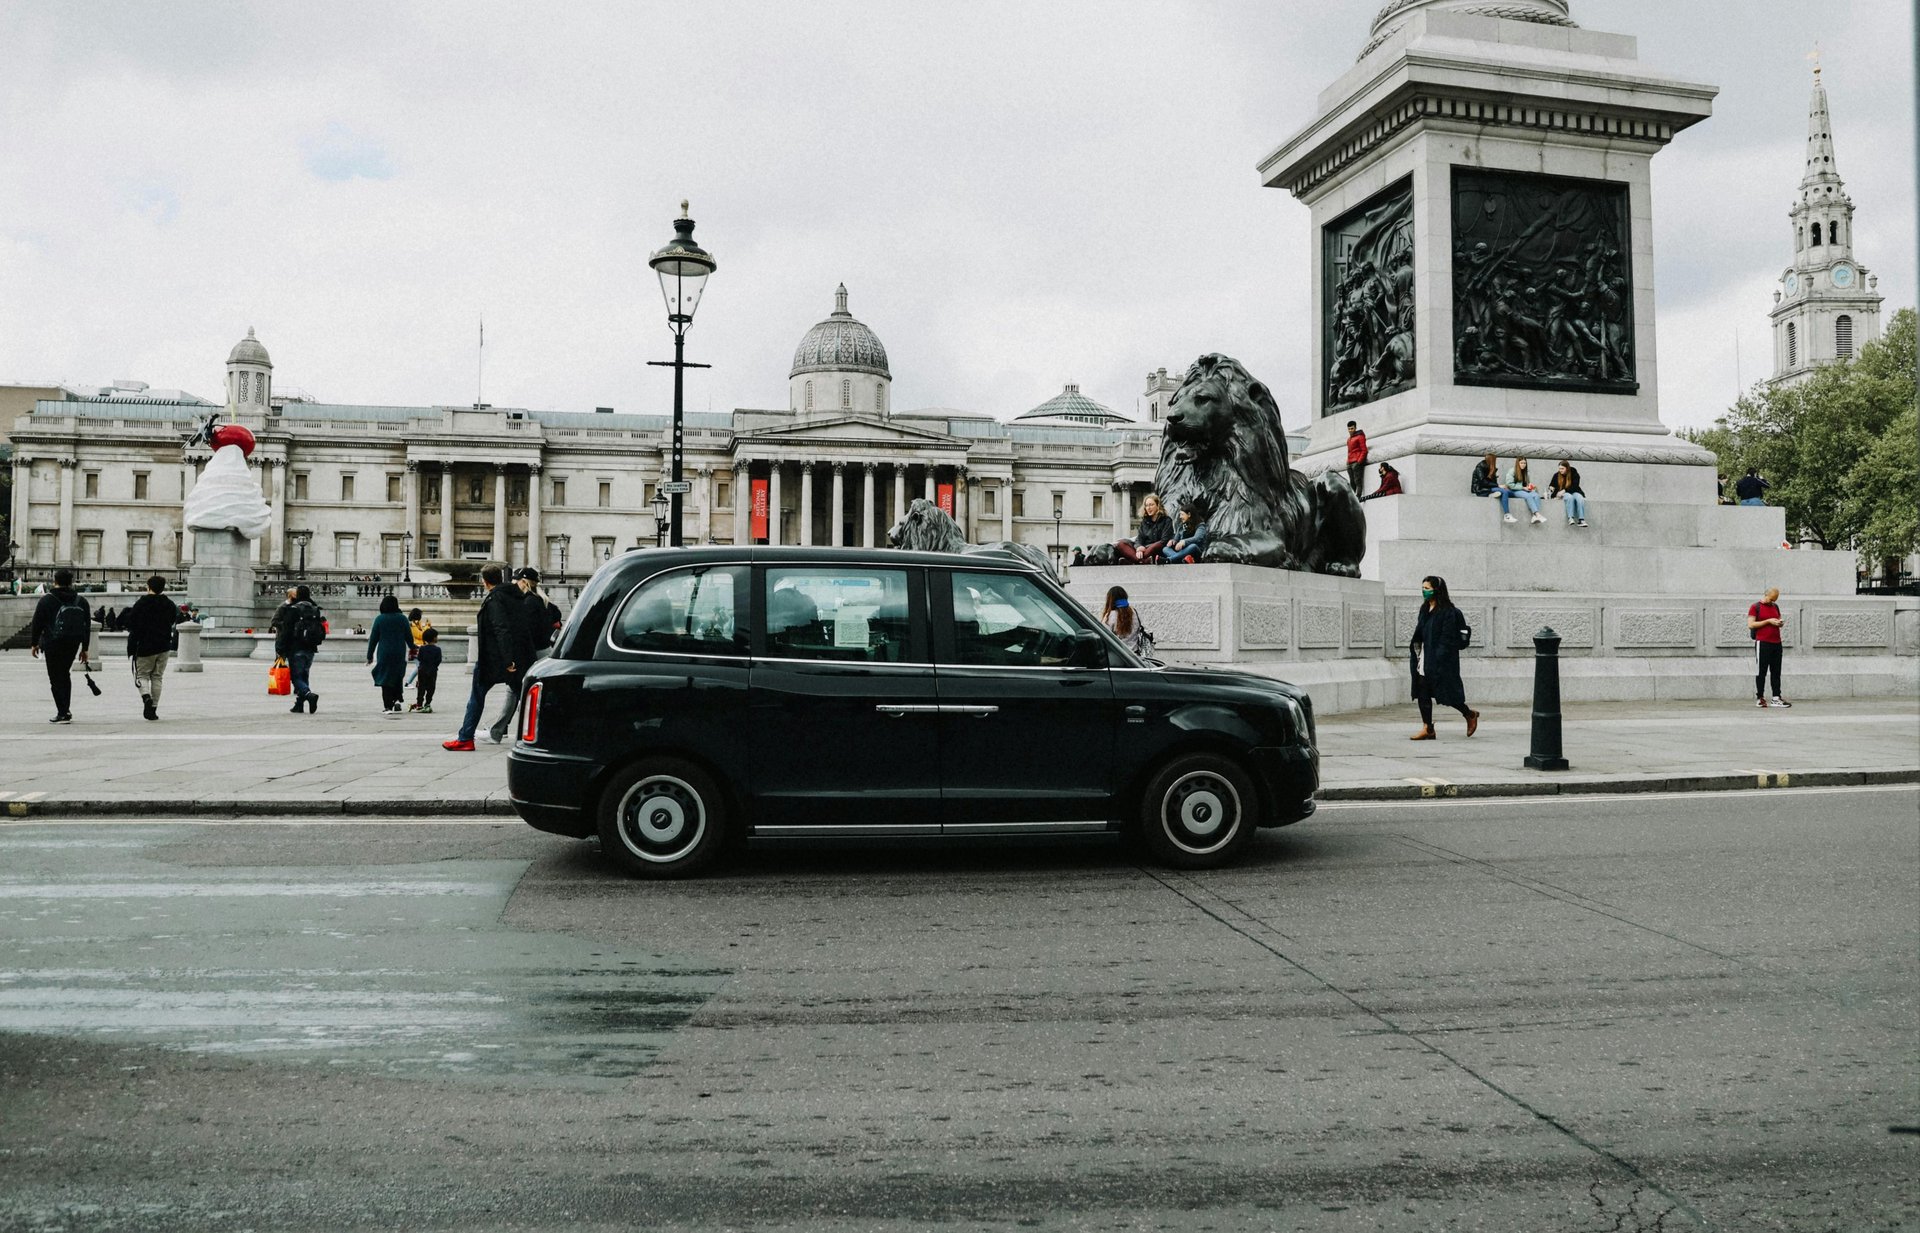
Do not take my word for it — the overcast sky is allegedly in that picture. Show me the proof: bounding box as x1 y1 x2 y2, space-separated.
0 0 1910 433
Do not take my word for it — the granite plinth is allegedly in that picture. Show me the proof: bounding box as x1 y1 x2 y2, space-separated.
186 529 257 628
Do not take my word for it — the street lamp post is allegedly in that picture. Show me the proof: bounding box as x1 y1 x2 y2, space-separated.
651 490 671 547
1052 497 1065 570
557 533 571 583
292 531 310 577
647 202 717 549
401 532 414 584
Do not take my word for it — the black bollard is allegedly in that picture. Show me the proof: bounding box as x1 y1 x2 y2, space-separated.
1523 625 1570 771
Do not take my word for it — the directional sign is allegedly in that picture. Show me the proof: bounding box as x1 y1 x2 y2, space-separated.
658 481 693 495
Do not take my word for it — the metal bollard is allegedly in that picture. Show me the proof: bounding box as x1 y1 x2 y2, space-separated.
1523 625 1569 770
174 621 204 674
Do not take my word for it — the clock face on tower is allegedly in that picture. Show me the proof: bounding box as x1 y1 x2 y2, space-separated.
1785 273 1799 296
1832 263 1855 288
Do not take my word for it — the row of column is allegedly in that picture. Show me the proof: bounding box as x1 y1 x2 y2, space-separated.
728 460 992 547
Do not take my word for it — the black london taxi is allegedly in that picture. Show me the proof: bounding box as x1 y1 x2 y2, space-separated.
507 547 1318 877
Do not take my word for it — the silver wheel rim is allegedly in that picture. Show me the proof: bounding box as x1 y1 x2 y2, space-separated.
615 774 706 864
1160 769 1242 856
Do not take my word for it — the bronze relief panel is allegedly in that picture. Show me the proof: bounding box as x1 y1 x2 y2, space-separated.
1323 178 1415 416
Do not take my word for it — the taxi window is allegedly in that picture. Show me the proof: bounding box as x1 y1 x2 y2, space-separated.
765 567 915 662
949 571 1085 667
611 565 747 657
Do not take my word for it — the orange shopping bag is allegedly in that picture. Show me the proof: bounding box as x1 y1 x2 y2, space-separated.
268 657 292 696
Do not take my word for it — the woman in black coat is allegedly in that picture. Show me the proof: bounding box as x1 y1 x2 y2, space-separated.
1409 574 1479 740
365 594 413 715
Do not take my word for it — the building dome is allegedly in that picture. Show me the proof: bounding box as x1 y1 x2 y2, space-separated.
1362 0 1575 57
227 327 272 369
790 285 890 380
1014 383 1131 427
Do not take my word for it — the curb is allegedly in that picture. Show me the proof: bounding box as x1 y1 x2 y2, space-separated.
5 769 1915 819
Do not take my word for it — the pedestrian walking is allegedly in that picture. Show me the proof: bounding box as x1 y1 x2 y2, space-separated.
1345 420 1370 492
275 585 327 713
121 573 182 721
1408 574 1479 740
1549 460 1589 527
366 595 412 716
1748 586 1791 708
30 567 91 724
412 628 442 714
515 568 563 661
444 564 519 751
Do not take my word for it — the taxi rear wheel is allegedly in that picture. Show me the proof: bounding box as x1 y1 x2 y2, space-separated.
1136 753 1257 869
596 757 728 878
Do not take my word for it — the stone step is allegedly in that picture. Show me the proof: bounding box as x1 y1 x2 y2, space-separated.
1371 536 1858 596
1361 493 1789 551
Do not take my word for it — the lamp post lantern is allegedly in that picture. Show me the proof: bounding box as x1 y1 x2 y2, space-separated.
557 533 571 582
1052 497 1065 570
292 531 310 577
401 532 414 584
647 201 717 549
651 490 671 547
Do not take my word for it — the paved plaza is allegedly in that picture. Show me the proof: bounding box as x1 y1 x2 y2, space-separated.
0 654 1912 814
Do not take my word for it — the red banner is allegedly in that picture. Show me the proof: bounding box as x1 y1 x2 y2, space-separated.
750 477 769 541
936 482 955 518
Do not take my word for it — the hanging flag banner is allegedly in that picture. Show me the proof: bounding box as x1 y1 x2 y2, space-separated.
936 482 955 518
751 477 770 540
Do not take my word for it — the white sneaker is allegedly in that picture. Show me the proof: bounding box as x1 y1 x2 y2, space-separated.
1566 518 1576 526
1530 513 1546 525
484 731 505 745
1771 696 1793 708
1577 520 1589 527
1502 514 1518 524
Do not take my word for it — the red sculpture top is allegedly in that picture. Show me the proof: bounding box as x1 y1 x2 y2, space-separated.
209 423 256 457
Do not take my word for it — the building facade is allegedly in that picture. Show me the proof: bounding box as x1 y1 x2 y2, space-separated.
7 292 1166 576
1770 67 1883 385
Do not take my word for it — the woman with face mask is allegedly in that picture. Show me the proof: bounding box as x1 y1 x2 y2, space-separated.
1409 575 1478 740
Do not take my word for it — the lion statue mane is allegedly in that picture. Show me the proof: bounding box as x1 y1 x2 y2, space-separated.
1154 353 1366 576
887 498 1058 576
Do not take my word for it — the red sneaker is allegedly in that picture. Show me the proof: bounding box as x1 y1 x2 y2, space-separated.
442 739 476 751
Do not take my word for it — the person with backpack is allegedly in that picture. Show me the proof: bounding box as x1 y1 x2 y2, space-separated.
1100 585 1154 659
1408 574 1478 741
122 574 184 721
30 568 91 724
412 627 443 714
1748 586 1791 708
275 584 327 713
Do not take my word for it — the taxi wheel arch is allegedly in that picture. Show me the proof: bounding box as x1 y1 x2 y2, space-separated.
595 755 732 878
1134 750 1260 869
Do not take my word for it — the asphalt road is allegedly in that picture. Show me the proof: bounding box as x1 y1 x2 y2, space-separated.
2 787 1914 1232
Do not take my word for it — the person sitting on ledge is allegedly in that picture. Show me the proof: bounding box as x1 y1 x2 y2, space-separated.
1470 454 1502 503
1501 457 1545 526
1161 497 1211 564
1360 462 1403 502
1735 468 1769 506
1115 493 1175 564
1549 459 1589 527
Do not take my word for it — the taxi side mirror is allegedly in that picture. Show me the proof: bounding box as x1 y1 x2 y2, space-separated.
1069 629 1107 669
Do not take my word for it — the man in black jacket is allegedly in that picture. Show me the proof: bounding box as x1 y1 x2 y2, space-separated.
122 574 183 721
445 565 519 751
484 567 563 744
30 568 91 724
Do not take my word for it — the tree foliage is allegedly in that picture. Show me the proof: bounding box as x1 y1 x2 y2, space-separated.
1683 308 1917 562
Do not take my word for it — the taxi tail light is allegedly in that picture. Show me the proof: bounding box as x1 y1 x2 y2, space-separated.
520 681 542 744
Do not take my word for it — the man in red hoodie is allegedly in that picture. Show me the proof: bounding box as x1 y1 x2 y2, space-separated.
1345 421 1369 492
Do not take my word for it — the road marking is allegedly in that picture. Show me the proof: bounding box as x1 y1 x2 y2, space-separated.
0 734 445 742
1402 776 1458 797
0 816 515 828
1322 782 1914 811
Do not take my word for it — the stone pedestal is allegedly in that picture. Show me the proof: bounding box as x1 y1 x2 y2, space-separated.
174 622 204 673
186 528 257 629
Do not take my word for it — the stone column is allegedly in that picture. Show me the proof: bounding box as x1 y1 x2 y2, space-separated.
526 463 543 568
830 462 846 547
179 462 195 566
1001 479 1013 541
56 458 75 564
263 459 285 566
924 467 936 502
402 461 420 560
1113 483 1130 538
9 456 28 563
768 463 783 547
798 461 814 546
892 466 907 522
733 461 750 544
439 464 455 559
697 467 714 544
491 464 508 559
861 463 877 547
956 467 970 539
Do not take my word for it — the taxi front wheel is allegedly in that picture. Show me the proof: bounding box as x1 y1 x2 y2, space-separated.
1136 753 1257 869
597 757 728 878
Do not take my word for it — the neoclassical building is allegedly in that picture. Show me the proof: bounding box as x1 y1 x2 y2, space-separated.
7 290 1167 576
1769 66 1883 385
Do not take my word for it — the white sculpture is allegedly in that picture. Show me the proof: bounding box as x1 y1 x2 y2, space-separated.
183 420 271 540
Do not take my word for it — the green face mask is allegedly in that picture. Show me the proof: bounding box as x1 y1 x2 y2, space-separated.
1421 587 1434 599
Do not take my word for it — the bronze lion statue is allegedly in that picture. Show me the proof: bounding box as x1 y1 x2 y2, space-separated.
1154 354 1366 576
887 498 1058 576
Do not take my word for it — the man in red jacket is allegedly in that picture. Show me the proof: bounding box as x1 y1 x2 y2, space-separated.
1345 421 1369 492
1747 587 1790 708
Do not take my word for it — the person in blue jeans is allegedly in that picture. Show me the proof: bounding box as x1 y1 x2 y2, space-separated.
444 565 520 751
1500 457 1545 525
1549 459 1589 527
1162 497 1211 563
1735 468 1769 506
273 584 326 713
